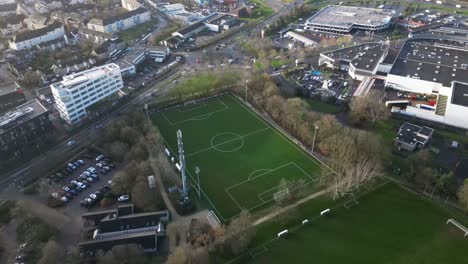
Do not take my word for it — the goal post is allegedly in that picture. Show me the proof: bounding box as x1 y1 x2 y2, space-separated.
274 188 289 202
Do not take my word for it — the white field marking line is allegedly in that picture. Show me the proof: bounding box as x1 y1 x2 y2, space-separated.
163 98 229 126
248 168 272 180
234 96 328 171
177 101 207 112
210 132 245 153
226 162 316 209
226 188 243 210
190 113 212 120
186 127 269 157
225 162 294 191
161 111 174 126
249 246 268 258
162 136 227 221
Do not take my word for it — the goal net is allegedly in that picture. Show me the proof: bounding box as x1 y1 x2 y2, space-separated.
274 188 289 202
207 210 221 228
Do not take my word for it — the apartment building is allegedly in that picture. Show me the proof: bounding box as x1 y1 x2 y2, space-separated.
87 8 150 34
8 21 65 50
51 64 123 124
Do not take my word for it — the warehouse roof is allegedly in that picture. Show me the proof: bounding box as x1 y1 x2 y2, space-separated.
390 39 468 87
323 43 388 72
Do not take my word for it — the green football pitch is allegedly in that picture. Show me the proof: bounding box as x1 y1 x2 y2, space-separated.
237 183 468 264
152 95 324 221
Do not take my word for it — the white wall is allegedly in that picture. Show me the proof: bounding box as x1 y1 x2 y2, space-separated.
385 74 442 94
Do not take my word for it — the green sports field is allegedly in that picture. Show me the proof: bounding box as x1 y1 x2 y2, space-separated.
236 183 468 264
152 95 323 221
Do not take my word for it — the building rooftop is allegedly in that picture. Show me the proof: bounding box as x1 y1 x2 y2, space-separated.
0 14 25 28
0 2 16 12
88 7 149 26
452 82 468 107
323 43 388 72
0 99 48 133
11 21 62 43
306 5 395 28
53 63 120 90
0 82 20 97
390 39 468 87
394 122 434 147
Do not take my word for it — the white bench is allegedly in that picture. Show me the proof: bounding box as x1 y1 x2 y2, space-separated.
446 218 468 237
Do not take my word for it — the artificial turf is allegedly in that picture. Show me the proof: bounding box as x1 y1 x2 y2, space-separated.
237 182 468 264
152 95 323 221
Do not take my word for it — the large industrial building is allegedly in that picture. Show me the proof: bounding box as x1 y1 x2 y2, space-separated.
319 43 390 81
51 63 123 125
385 37 468 130
304 5 395 34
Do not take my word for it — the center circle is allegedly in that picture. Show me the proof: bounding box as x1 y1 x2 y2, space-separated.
211 132 244 152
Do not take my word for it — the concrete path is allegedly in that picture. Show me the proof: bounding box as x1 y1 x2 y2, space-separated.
253 187 333 226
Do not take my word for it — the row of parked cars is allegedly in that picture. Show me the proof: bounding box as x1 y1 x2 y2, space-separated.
50 155 114 204
80 184 112 208
46 158 88 183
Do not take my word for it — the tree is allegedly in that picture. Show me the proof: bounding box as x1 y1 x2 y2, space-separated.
38 240 63 264
97 244 147 264
167 246 188 264
349 91 389 127
108 141 129 162
131 179 163 211
431 170 456 197
111 170 133 194
458 179 468 213
221 210 255 255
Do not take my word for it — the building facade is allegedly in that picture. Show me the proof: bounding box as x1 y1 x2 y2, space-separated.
51 64 124 124
0 99 52 158
87 8 150 34
9 21 65 50
305 5 395 34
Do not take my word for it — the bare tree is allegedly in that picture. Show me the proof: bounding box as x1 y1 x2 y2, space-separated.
38 240 63 264
221 210 255 255
349 91 389 127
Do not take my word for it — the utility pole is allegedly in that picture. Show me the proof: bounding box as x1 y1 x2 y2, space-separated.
144 104 149 123
177 130 188 197
195 166 201 199
311 124 319 154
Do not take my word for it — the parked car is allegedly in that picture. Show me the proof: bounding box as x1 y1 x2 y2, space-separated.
62 186 70 192
96 163 103 168
88 167 97 174
66 167 73 174
69 189 78 196
86 177 95 183
74 161 81 167
95 155 105 162
65 193 73 200
60 196 69 202
118 195 130 202
83 171 91 176
67 163 76 170
67 140 76 147
78 159 85 165
103 166 111 171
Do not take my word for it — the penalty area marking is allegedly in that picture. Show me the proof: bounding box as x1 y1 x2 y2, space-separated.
161 98 229 126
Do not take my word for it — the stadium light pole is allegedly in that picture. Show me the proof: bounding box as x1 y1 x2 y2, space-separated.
311 124 319 154
195 166 201 199
245 80 249 102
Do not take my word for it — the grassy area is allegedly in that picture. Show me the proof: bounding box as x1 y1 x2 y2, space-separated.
270 59 291 69
153 95 324 221
248 0 274 20
117 19 158 44
167 72 240 98
0 200 15 225
234 182 468 263
305 99 343 114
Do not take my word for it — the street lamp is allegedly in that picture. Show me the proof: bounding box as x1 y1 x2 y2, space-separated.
311 124 319 154
245 80 249 102
144 104 149 123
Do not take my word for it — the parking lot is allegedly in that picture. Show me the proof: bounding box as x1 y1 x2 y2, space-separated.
288 69 356 100
48 153 118 210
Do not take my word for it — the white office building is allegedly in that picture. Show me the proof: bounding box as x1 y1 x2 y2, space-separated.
51 64 123 124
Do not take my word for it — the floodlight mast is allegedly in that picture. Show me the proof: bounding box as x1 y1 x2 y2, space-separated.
177 130 188 197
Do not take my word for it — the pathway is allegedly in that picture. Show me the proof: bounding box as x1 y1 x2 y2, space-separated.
253 187 333 226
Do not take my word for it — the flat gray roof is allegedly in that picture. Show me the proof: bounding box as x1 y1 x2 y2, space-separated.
323 43 388 72
306 5 394 28
0 99 48 133
452 82 468 107
390 39 468 87
0 82 20 96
